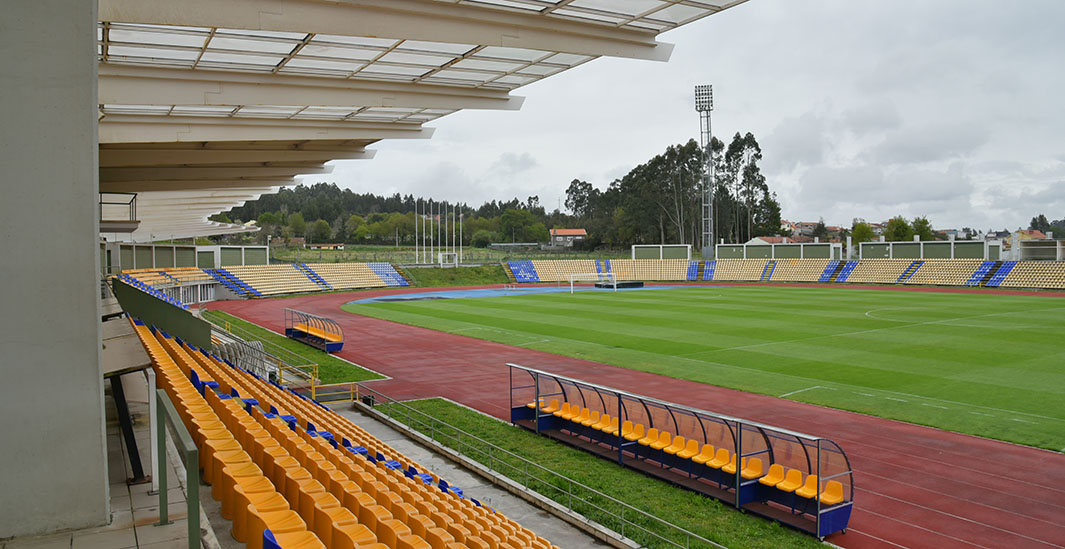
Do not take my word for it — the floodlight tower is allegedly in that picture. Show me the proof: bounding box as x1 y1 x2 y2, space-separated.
695 84 714 259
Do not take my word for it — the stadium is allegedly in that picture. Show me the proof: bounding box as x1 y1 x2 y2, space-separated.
2 2 1064 549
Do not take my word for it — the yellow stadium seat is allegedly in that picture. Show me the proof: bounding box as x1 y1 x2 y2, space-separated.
776 469 803 493
740 457 763 480
637 427 659 446
820 480 844 506
677 439 700 460
758 464 785 487
663 435 686 456
650 431 671 451
691 444 715 465
795 474 820 499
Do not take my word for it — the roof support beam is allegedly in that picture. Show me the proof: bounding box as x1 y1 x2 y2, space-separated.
101 165 331 182
99 65 524 111
101 178 298 193
99 114 433 143
99 0 674 61
99 146 374 167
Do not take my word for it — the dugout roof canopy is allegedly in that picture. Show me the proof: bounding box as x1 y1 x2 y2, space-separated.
97 0 748 241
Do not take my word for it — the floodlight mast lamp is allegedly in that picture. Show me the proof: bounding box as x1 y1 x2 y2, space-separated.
695 84 715 259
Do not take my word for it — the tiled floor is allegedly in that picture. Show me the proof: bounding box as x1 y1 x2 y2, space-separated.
2 380 198 549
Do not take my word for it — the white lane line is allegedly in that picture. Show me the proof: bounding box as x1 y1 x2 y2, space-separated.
779 386 822 398
922 403 949 410
1011 418 1037 424
885 397 908 403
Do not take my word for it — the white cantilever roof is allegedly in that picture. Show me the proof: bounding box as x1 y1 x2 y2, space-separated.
97 0 748 241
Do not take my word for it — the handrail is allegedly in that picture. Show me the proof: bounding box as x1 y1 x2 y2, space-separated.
154 388 200 549
354 383 726 549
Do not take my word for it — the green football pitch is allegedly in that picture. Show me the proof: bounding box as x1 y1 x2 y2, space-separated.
343 286 1065 451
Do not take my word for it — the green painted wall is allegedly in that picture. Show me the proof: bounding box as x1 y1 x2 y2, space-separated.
134 246 152 269
863 243 890 258
633 247 659 259
717 246 745 259
989 244 1000 260
197 251 214 268
662 246 689 259
955 242 984 259
175 247 196 267
803 245 832 259
154 246 174 268
112 279 211 349
220 247 243 266
893 243 921 258
775 246 801 258
120 246 133 272
747 245 772 259
244 248 268 265
923 242 952 259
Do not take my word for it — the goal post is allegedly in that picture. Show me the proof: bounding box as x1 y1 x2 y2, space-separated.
437 251 457 267
568 272 617 293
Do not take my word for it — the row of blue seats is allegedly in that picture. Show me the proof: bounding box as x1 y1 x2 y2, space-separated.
367 263 409 287
116 273 190 309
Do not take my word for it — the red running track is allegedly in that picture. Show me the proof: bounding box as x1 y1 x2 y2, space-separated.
209 286 1065 549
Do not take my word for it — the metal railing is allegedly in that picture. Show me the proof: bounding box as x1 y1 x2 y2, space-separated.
154 388 200 549
355 384 726 549
203 313 318 388
99 191 137 220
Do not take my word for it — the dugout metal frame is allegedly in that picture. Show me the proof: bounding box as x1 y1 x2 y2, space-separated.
508 364 854 539
284 308 344 353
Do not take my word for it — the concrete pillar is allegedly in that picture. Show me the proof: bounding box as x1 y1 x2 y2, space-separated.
0 0 108 537
1058 240 1064 262
846 236 852 260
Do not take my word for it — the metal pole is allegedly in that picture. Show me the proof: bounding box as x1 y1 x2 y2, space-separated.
146 368 159 495
156 393 169 525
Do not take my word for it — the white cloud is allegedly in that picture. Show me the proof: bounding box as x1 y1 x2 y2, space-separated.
319 0 1065 231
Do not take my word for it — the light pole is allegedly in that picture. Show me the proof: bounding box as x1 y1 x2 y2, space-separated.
695 84 714 259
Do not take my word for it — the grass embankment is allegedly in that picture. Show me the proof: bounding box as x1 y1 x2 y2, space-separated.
377 398 820 549
348 286 1065 450
399 265 510 288
202 310 382 384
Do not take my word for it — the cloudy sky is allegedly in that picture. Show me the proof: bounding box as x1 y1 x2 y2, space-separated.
306 0 1065 232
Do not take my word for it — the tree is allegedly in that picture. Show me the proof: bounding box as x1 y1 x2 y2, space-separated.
209 212 232 224
310 219 331 242
564 179 598 219
1030 214 1051 233
812 218 829 240
884 216 913 241
911 216 935 241
500 208 540 242
288 212 306 237
471 230 495 248
851 220 875 244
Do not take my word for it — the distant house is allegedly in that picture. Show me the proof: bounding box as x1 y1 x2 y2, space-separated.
746 236 793 245
550 228 587 247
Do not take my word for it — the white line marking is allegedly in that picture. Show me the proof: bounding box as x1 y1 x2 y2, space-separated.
515 339 549 347
858 392 875 397
1011 418 1037 424
779 386 822 398
922 403 949 410
970 411 995 417
885 397 908 403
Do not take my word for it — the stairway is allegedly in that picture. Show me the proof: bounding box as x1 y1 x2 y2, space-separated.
501 261 517 283
819 260 842 283
760 260 777 282
834 261 858 282
294 263 332 290
897 261 924 283
966 261 997 286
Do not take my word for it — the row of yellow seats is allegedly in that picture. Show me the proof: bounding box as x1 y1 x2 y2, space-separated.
531 400 844 506
158 327 477 549
131 321 329 549
293 323 343 343
193 335 555 549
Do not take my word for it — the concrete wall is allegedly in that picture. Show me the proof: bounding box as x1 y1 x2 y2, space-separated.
0 1 108 537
